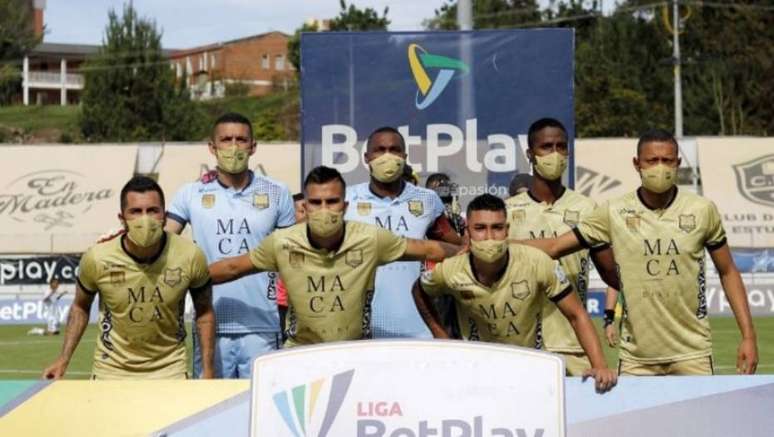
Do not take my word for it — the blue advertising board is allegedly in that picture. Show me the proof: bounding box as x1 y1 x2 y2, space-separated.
301 29 575 205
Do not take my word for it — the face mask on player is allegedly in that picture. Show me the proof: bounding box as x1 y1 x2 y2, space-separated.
533 151 568 181
640 163 677 194
470 239 508 263
216 144 249 174
125 214 164 248
307 209 345 238
369 153 405 183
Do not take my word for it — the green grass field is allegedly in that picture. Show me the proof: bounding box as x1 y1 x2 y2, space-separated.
0 318 770 379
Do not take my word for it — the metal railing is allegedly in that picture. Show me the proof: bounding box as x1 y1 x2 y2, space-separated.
26 71 85 87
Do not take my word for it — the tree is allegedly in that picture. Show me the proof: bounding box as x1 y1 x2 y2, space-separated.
425 0 541 30
80 3 203 141
0 0 41 104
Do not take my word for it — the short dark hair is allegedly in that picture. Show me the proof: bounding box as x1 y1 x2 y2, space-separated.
212 112 253 139
366 126 405 152
508 173 532 197
303 166 347 194
636 128 678 156
425 173 450 188
292 193 305 202
527 118 567 149
120 176 165 212
467 193 506 218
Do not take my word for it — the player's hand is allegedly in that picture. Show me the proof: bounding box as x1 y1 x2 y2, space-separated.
42 357 69 380
96 227 125 243
737 337 758 374
582 367 617 394
200 170 218 183
605 324 618 347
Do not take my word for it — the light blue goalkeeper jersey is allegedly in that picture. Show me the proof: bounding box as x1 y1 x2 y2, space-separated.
168 171 295 334
345 182 445 338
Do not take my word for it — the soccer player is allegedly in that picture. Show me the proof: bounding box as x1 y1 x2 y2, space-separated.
506 117 619 376
209 166 460 347
345 127 463 339
42 177 215 380
166 112 295 379
527 129 758 375
43 277 67 335
412 194 616 393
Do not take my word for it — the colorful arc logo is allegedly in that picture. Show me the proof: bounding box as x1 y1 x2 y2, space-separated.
408 43 469 110
272 369 355 437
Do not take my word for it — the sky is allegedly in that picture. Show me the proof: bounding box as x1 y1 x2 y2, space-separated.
44 0 616 49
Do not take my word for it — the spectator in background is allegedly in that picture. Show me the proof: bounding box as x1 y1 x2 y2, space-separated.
403 163 420 186
426 173 465 236
508 173 532 197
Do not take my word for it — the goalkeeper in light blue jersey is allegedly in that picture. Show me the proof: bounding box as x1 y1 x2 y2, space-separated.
166 113 295 378
345 127 463 338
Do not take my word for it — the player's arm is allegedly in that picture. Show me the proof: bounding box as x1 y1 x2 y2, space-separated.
603 287 619 347
589 246 620 290
399 239 460 262
209 254 261 285
42 284 95 379
512 230 582 259
554 289 617 393
190 282 216 378
165 218 185 234
709 244 758 374
427 215 463 245
411 279 450 339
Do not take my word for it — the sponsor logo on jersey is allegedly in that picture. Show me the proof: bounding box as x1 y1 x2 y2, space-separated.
563 210 580 226
201 194 215 209
163 267 182 287
345 249 363 268
357 202 372 216
289 251 305 268
408 200 424 217
253 193 270 209
679 214 697 233
511 281 531 300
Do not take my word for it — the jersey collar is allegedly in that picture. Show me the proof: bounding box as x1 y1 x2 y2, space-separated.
216 170 255 193
468 248 511 289
527 186 567 205
367 180 408 201
120 232 168 265
636 186 679 211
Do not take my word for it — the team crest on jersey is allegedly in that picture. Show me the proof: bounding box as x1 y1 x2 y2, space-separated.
253 193 269 209
289 251 305 267
408 200 424 217
357 202 372 216
625 215 640 230
201 194 215 209
563 210 580 226
109 270 125 284
163 267 182 287
511 209 526 224
345 249 364 268
511 281 531 300
679 214 697 233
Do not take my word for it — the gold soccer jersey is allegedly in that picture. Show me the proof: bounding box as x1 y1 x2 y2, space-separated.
506 189 598 353
77 233 211 379
420 245 572 347
575 188 726 364
249 221 407 347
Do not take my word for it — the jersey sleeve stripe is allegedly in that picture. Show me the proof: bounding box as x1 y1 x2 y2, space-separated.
166 211 187 226
549 285 574 303
571 227 592 249
705 237 727 252
77 277 97 295
589 242 611 253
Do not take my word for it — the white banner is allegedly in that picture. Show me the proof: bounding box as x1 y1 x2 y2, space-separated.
251 341 565 437
574 139 641 202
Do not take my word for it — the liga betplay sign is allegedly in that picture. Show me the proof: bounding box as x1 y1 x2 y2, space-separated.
250 341 565 437
301 30 575 206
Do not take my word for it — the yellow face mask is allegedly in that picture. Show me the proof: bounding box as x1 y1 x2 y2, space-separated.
534 152 568 181
216 145 249 174
640 163 677 194
307 209 345 238
125 215 164 248
470 239 508 263
369 153 405 183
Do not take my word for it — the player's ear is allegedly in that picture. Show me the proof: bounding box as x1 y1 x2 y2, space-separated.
248 140 257 156
343 200 349 215
632 157 640 172
526 147 535 164
676 156 682 168
207 139 218 157
118 212 127 228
